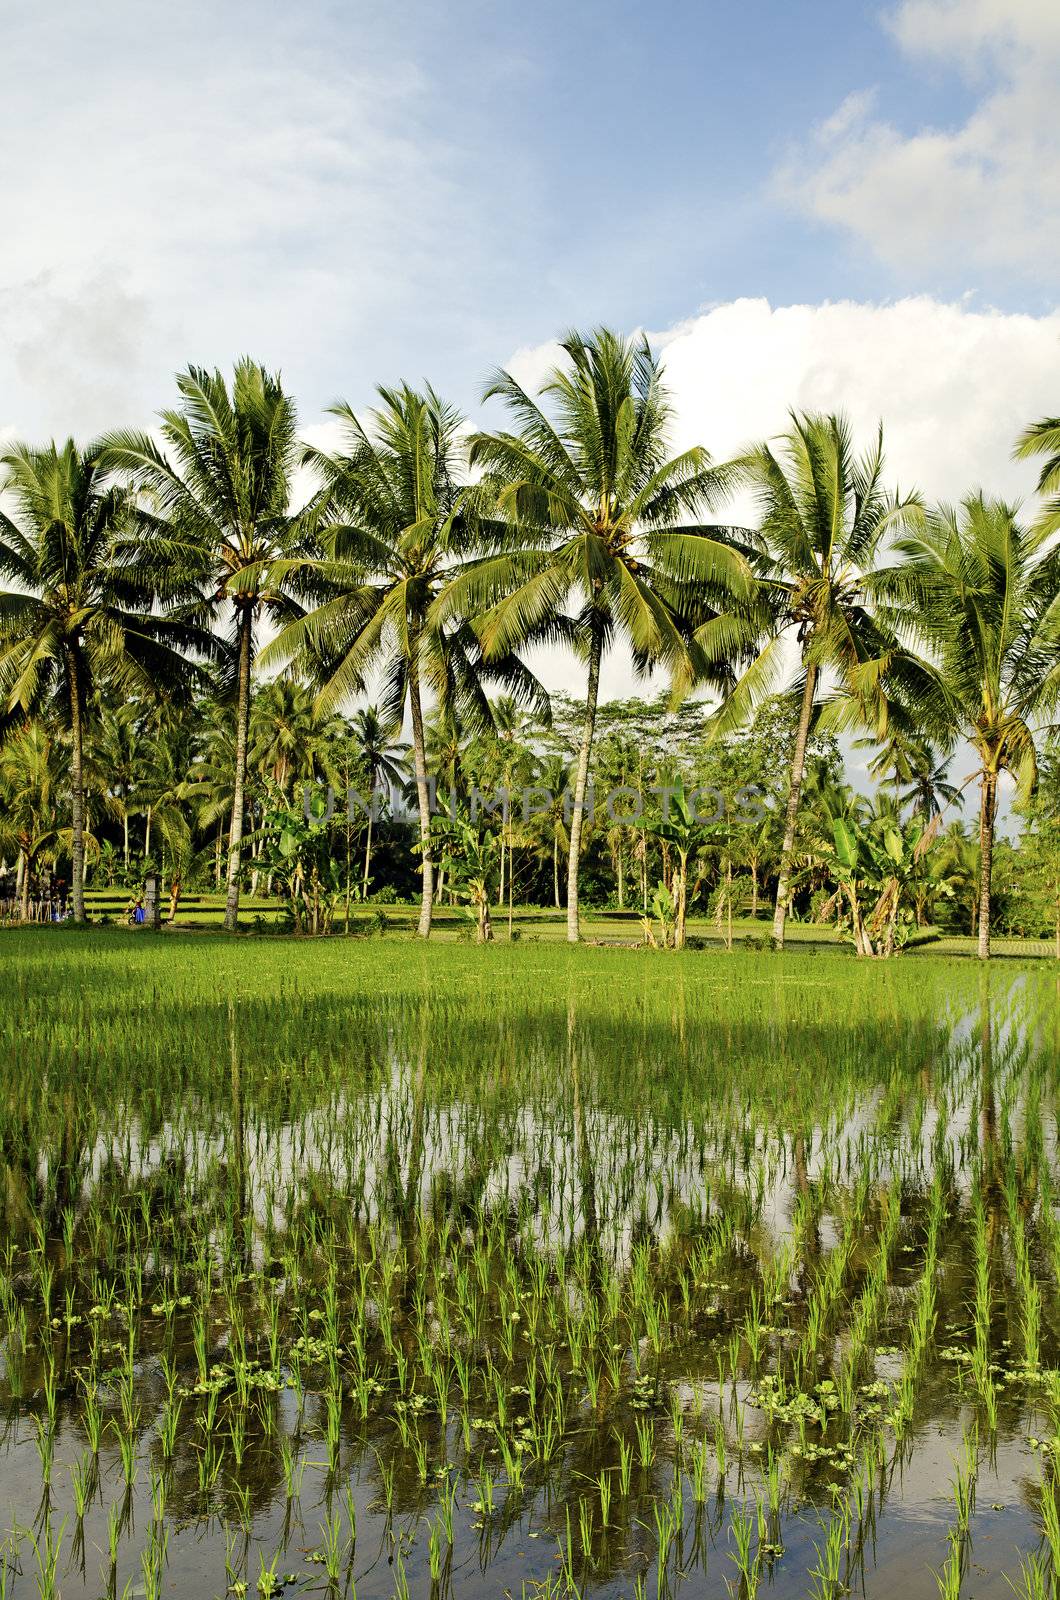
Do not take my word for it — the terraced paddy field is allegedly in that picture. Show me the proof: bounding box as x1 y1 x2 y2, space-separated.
0 930 1058 1598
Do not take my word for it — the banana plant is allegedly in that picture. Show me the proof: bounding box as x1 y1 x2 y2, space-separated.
820 812 944 957
430 813 500 943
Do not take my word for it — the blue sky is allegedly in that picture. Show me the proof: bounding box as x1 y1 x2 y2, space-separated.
3 0 1056 438
2 0 1058 798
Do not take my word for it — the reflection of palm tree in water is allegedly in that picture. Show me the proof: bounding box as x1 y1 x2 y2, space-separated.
0 1079 85 1240
978 971 1002 1255
568 990 601 1287
228 1000 248 1266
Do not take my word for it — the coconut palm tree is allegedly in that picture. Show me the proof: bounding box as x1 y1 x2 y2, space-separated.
455 328 753 942
0 440 204 919
181 712 237 887
0 720 66 919
102 359 313 930
350 705 407 895
259 383 546 938
250 680 345 796
866 729 961 821
93 701 143 872
882 494 1060 959
706 413 926 948
1014 415 1060 534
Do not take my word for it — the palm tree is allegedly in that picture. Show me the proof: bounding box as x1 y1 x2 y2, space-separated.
0 440 202 919
102 359 312 930
350 706 407 895
1014 415 1060 534
529 751 571 909
424 704 464 802
0 720 65 919
93 701 143 871
857 727 960 820
250 680 344 796
259 384 546 939
883 494 1060 959
181 712 237 887
707 413 925 948
457 328 752 942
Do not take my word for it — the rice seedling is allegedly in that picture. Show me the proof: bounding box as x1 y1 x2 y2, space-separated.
0 935 1054 1598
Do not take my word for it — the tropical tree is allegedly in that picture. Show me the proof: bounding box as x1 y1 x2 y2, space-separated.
250 680 344 796
706 413 926 948
1015 415 1060 533
816 810 941 957
0 720 66 919
458 328 753 942
883 495 1060 958
260 384 546 938
528 751 571 909
102 359 312 930
0 440 202 919
181 712 237 886
92 701 145 872
649 781 716 950
431 813 500 943
857 726 960 820
350 705 407 895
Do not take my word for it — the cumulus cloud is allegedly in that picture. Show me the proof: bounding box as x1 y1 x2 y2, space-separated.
505 296 1060 701
780 0 1060 283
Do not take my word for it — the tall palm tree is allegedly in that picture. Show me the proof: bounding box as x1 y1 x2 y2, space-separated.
1014 415 1060 534
350 705 407 895
0 440 202 919
102 359 314 930
857 727 960 821
455 328 752 942
250 679 344 795
706 413 925 948
92 700 152 872
424 704 465 801
181 712 237 887
883 494 1060 959
260 384 546 938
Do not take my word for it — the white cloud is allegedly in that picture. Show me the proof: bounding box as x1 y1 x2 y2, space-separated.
0 2 505 443
780 0 1060 281
505 296 1060 701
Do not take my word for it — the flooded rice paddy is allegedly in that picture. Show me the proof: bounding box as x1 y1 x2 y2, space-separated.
1 933 1059 1599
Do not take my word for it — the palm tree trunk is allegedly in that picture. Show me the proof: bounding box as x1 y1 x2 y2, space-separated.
18 851 29 922
144 806 151 862
225 610 253 933
567 623 603 943
553 834 560 908
123 807 129 872
751 862 759 918
508 828 514 939
64 646 87 922
408 658 433 939
362 808 373 897
772 662 818 949
674 850 688 950
977 767 997 961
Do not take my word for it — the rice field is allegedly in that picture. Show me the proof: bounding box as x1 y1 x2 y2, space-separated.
1 931 1058 1599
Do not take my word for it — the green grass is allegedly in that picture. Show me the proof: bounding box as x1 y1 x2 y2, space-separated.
73 887 1058 957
